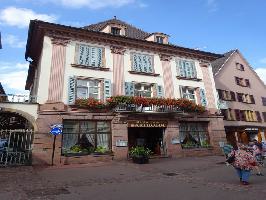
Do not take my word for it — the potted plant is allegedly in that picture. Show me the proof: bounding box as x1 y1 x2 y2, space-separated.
129 146 152 164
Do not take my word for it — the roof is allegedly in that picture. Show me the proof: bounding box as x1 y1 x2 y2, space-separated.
84 18 150 40
211 49 236 75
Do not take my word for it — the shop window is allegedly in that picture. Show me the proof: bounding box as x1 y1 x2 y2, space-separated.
132 53 153 73
62 121 111 156
179 123 210 148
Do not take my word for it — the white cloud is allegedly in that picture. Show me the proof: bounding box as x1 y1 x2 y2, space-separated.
255 68 266 84
0 7 57 28
259 58 266 64
206 0 218 12
40 0 135 9
2 34 26 48
0 62 29 94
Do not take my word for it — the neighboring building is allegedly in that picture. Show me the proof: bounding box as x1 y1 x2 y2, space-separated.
0 82 7 102
25 18 226 165
212 49 266 146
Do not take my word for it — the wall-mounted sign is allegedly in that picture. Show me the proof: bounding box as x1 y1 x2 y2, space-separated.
116 140 128 147
128 120 168 128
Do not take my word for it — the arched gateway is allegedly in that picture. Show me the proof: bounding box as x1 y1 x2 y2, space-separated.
0 109 36 166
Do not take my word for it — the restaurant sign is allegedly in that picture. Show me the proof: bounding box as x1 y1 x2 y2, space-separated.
128 120 168 128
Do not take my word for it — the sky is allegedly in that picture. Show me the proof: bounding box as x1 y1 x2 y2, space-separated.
0 0 266 95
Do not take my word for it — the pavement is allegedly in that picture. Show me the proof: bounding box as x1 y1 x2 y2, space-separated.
0 156 265 200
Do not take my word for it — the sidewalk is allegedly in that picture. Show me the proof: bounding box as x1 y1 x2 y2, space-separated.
0 156 265 200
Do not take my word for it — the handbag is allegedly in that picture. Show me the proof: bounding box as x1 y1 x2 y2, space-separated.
226 153 235 164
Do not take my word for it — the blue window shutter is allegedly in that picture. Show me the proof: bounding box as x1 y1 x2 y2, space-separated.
200 88 207 107
90 46 97 67
142 55 148 72
132 54 138 71
104 79 112 100
147 56 153 73
125 82 135 96
179 60 186 77
78 45 90 66
96 47 103 67
185 61 192 78
157 84 164 98
68 76 76 104
191 62 197 78
179 86 184 98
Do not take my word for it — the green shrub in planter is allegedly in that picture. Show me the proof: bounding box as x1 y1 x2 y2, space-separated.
129 146 152 164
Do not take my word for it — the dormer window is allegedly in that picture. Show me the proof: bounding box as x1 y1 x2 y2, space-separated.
111 27 121 35
156 36 164 44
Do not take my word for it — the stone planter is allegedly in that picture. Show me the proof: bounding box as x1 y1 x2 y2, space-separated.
132 156 149 164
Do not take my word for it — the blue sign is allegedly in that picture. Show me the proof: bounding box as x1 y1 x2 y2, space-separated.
50 127 62 136
50 124 63 136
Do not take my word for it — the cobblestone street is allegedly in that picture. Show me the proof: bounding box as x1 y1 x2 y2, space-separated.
0 156 265 200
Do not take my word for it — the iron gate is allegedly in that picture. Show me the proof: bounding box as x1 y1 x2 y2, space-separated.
0 129 33 166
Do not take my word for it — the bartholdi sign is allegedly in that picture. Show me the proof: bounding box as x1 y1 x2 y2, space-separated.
128 120 168 128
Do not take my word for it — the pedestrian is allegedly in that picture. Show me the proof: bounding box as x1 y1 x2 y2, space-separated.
227 143 257 185
222 143 233 159
249 140 264 176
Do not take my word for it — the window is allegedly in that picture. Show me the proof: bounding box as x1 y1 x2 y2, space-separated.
77 44 103 68
236 93 255 104
217 89 236 101
111 27 121 35
76 79 100 100
256 111 262 122
263 112 266 122
134 83 152 97
262 97 266 106
68 77 111 104
176 60 197 79
179 123 210 148
181 87 196 102
236 63 244 71
156 36 164 44
132 53 153 73
62 121 111 156
221 109 235 121
235 77 250 87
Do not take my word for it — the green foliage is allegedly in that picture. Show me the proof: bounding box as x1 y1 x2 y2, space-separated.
129 146 152 158
94 146 107 154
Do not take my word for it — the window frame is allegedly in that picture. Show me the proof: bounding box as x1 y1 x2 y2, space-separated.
236 62 245 71
156 36 164 44
179 122 210 149
181 86 196 102
111 27 121 35
76 78 101 100
62 120 112 156
134 83 153 98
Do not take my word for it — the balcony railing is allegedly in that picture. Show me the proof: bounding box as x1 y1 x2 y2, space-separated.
114 103 183 113
0 94 37 103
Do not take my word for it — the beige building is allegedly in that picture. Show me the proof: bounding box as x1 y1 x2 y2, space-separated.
211 49 266 146
23 18 226 165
